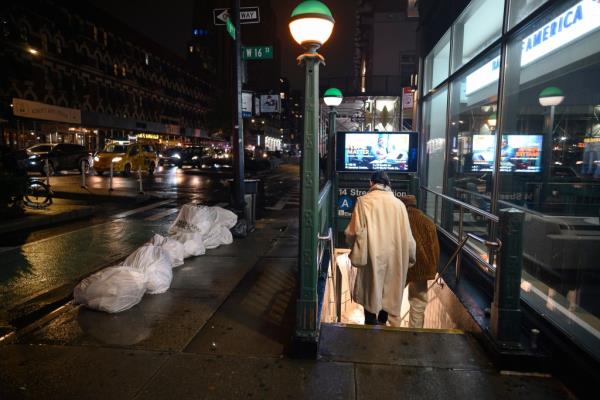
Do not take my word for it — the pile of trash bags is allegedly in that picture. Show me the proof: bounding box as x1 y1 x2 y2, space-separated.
74 204 238 313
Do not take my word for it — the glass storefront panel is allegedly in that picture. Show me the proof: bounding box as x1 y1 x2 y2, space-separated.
451 0 504 73
447 48 501 262
423 30 451 93
423 88 448 219
500 0 600 361
508 0 549 30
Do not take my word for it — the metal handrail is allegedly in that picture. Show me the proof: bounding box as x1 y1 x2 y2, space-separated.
422 186 499 222
317 227 338 322
421 186 500 277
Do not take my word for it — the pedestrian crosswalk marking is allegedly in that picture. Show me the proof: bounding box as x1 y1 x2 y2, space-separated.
112 200 174 219
144 207 179 221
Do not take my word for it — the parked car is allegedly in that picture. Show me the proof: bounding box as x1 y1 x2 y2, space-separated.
26 143 92 175
158 147 184 167
93 142 157 176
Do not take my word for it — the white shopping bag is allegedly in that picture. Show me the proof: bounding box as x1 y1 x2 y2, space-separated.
149 234 185 268
170 231 206 258
123 245 173 294
74 267 147 313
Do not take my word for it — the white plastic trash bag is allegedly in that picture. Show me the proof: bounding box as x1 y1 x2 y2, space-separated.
149 234 185 268
213 207 238 229
74 267 147 313
169 204 216 235
170 231 206 258
203 225 233 249
123 245 173 294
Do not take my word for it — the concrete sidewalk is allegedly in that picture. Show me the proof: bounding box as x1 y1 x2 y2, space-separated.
0 209 576 400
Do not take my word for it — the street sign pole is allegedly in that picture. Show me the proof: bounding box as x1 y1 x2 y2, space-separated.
232 0 246 215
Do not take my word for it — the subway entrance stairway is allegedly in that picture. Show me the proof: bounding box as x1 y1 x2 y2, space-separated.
0 205 576 399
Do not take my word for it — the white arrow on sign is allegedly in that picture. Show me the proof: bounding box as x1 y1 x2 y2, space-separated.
217 9 230 23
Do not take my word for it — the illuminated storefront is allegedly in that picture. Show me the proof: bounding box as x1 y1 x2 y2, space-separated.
421 0 600 362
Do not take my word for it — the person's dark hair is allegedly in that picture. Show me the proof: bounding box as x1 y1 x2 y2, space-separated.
370 171 391 187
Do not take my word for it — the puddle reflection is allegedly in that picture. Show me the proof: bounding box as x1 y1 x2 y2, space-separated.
77 307 150 346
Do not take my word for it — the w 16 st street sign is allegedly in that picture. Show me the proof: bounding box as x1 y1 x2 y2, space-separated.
242 46 273 60
213 7 260 25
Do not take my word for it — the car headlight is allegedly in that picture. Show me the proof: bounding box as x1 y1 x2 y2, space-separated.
112 156 122 163
173 153 181 159
192 155 198 160
29 155 37 159
94 156 100 162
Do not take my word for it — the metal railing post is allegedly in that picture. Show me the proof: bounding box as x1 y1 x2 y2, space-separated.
108 161 114 192
80 160 87 189
138 165 144 194
490 208 524 348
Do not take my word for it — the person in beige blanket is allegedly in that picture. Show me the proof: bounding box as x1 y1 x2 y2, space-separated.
345 171 416 326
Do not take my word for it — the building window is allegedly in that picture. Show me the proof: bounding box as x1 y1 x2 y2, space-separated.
422 87 448 219
122 66 126 77
56 37 62 54
507 0 548 30
113 63 118 76
103 31 108 47
145 53 149 66
93 25 98 41
500 0 600 361
446 48 501 260
423 29 450 93
19 24 28 42
451 0 504 73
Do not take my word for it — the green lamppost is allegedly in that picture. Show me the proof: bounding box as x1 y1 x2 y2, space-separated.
324 87 342 247
289 0 335 348
323 87 342 180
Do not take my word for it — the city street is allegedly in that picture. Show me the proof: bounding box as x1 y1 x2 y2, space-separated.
0 163 300 333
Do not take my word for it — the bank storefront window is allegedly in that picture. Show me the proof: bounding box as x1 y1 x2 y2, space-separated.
508 0 549 30
423 30 450 93
451 0 504 73
423 88 448 219
500 0 600 361
446 48 501 261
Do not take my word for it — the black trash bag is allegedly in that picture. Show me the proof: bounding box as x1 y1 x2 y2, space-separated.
231 219 248 238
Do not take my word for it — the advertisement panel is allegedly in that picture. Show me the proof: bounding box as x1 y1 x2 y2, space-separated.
260 94 280 113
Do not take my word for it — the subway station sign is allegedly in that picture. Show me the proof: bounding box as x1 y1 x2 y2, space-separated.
521 0 600 66
337 187 407 217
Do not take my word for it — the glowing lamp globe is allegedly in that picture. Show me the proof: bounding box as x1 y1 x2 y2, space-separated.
539 86 564 107
323 88 343 107
289 1 335 48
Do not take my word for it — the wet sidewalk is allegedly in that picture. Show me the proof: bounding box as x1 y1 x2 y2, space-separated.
0 199 94 235
0 208 577 399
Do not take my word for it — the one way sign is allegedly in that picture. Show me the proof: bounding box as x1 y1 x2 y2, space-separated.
213 7 260 25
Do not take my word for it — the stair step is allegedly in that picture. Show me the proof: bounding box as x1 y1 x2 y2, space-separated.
319 323 494 370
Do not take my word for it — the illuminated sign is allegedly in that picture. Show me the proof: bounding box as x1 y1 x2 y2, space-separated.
521 0 600 66
465 55 500 95
137 133 159 140
584 137 600 143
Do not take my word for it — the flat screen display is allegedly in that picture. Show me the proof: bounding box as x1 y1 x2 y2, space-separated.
471 134 543 173
336 132 419 173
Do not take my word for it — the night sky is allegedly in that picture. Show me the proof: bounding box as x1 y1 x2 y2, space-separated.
87 0 356 91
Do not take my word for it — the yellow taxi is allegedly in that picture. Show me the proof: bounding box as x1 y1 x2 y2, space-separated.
93 141 158 176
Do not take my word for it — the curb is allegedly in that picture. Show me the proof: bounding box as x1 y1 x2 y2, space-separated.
52 190 156 204
0 206 95 235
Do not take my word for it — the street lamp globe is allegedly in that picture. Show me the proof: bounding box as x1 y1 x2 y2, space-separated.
323 87 343 107
538 86 564 107
289 1 335 49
